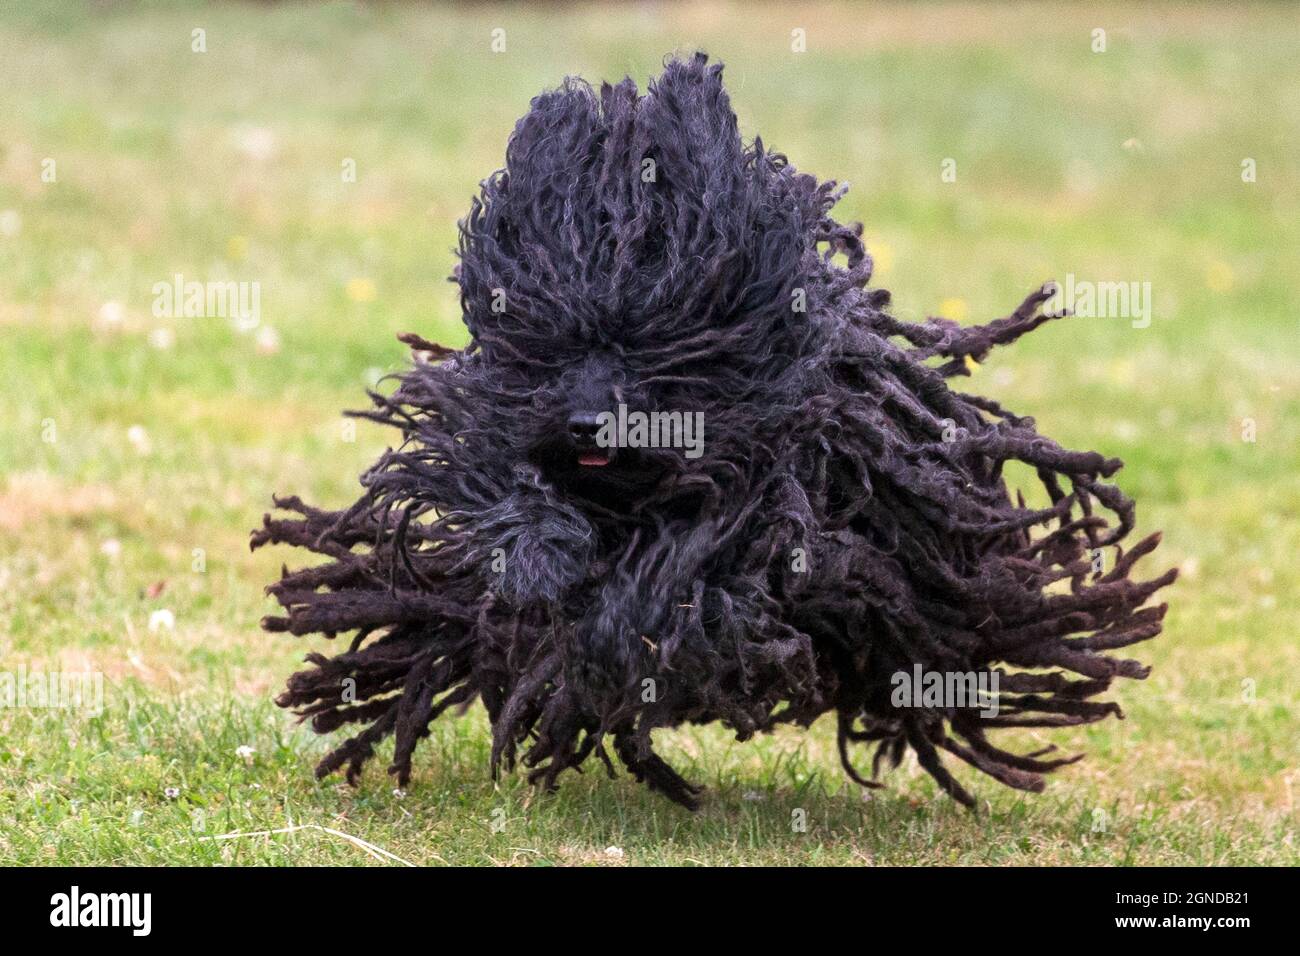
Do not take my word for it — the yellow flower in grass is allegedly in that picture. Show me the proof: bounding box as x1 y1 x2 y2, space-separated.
346 277 377 302
1106 358 1136 387
939 297 969 322
869 240 894 277
1205 260 1234 293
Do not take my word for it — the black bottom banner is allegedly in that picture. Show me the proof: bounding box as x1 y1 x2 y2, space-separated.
2 865 1290 941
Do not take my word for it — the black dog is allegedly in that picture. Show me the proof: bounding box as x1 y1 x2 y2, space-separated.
253 54 1174 809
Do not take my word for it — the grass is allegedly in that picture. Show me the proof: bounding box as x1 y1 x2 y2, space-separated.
1 0 1297 865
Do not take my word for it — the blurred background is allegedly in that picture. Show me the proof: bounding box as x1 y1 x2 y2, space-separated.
0 1 1296 865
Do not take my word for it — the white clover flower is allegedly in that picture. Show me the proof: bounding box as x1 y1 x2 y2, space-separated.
255 325 280 355
99 300 125 326
234 126 277 161
127 424 152 455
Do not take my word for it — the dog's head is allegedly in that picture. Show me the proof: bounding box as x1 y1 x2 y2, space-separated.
445 53 868 512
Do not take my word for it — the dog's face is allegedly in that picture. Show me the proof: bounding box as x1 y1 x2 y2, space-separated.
522 350 666 506
449 56 843 517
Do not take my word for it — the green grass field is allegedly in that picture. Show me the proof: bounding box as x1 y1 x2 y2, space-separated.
1 1 1297 865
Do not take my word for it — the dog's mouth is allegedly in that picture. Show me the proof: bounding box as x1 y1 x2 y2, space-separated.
527 434 622 477
577 447 615 468
567 410 616 468
527 434 672 511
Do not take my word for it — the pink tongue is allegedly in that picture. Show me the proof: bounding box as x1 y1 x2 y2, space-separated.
579 451 609 467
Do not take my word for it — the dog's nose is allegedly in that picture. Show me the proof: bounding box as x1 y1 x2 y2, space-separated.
567 411 602 446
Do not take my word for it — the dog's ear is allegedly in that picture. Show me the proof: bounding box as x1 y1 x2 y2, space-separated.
638 52 743 199
502 77 602 212
458 79 606 345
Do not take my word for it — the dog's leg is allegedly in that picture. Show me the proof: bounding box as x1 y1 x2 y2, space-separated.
612 728 702 810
